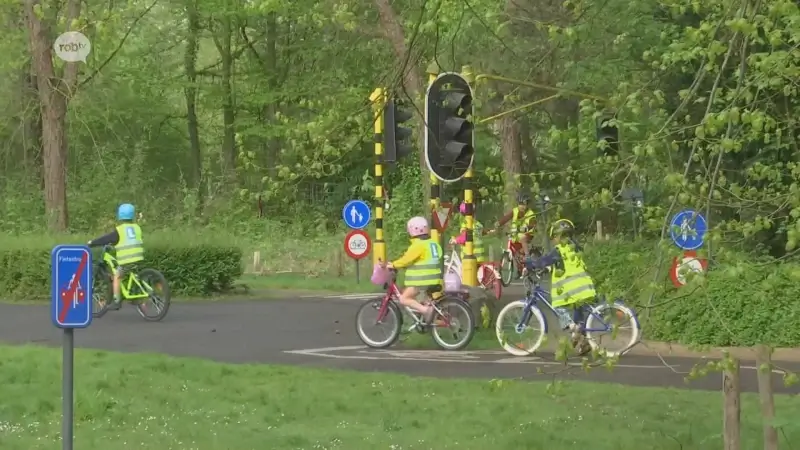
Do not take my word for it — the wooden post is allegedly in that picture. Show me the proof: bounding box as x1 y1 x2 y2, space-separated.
595 221 603 240
755 345 779 450
723 358 741 450
252 251 261 274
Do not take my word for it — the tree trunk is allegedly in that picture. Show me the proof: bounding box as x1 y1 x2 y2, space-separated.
373 0 428 206
212 14 236 175
499 115 523 209
184 0 203 196
24 0 82 232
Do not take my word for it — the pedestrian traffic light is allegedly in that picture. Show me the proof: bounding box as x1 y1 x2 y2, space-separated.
425 72 474 182
596 112 619 157
383 94 413 163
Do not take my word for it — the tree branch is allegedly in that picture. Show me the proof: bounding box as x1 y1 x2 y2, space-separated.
78 0 159 88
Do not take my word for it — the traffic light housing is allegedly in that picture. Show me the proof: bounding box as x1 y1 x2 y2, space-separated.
425 73 474 182
596 112 619 157
383 95 413 163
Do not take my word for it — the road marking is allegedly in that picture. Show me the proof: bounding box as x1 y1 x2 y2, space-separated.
284 345 669 369
299 293 379 301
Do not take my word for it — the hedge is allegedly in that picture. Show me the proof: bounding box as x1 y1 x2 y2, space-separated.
581 238 800 347
0 232 243 301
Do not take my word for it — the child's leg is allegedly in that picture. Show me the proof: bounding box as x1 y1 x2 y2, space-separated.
398 287 433 318
111 266 122 308
553 306 575 331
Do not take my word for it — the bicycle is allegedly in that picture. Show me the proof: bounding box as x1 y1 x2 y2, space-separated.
498 230 543 287
444 245 501 329
355 268 475 350
494 268 641 358
92 245 171 321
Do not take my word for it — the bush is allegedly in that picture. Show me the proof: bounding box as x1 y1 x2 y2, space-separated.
0 231 243 301
581 238 800 347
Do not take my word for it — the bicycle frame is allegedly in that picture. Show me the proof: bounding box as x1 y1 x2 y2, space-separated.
520 274 614 334
101 251 150 300
375 276 452 332
445 247 501 287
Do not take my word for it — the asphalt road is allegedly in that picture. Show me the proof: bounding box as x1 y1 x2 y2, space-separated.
0 292 798 394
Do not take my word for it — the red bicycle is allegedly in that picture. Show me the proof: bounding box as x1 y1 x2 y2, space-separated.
498 232 542 287
355 269 475 350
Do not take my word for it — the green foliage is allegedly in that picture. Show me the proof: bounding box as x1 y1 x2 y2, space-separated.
0 231 243 300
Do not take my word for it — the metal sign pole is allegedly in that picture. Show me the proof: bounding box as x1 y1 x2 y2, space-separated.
62 328 74 450
355 259 360 284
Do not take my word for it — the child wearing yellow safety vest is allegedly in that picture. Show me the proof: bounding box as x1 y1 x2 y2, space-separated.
87 203 145 310
387 216 443 324
524 219 595 354
449 202 488 263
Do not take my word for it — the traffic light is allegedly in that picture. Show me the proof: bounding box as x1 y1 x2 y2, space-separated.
425 73 474 182
596 112 619 157
383 95 413 163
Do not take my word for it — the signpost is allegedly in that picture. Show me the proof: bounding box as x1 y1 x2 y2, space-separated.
50 245 93 450
432 201 453 232
344 230 372 283
670 209 707 250
342 200 371 230
670 250 708 288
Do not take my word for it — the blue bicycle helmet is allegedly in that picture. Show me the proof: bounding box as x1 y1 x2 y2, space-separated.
117 203 135 221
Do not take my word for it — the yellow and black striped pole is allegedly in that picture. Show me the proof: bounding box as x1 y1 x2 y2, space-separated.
369 87 387 264
461 65 478 286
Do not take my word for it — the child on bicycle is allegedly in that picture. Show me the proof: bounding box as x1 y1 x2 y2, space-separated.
386 216 442 323
448 202 489 264
494 193 537 256
87 203 144 310
524 219 595 354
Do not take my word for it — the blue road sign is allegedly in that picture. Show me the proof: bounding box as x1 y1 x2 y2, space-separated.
342 200 371 230
51 245 93 329
670 210 707 250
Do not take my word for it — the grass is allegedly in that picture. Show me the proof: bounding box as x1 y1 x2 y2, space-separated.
239 273 382 294
2 345 799 450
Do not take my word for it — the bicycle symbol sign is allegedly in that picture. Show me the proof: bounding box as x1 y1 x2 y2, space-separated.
344 230 371 260
50 245 94 328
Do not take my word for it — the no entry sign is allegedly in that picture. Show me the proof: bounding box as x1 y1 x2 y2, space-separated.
344 230 371 260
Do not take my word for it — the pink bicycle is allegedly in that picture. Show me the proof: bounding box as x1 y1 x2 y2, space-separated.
355 268 475 350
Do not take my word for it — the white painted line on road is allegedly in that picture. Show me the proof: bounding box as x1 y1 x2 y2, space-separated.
298 293 379 301
284 345 669 369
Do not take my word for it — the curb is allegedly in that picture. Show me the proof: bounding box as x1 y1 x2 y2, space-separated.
630 340 800 363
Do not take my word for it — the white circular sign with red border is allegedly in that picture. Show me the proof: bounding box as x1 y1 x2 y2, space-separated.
344 230 371 260
670 250 708 287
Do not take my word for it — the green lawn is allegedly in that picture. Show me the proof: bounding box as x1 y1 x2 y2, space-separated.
239 273 383 294
1 345 798 449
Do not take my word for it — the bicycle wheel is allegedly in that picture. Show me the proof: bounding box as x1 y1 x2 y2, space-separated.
430 297 475 350
585 301 641 358
495 300 547 356
134 268 171 322
355 298 403 348
499 252 514 287
92 265 113 318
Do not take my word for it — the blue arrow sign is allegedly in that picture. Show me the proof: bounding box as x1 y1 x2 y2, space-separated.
51 245 93 329
342 200 371 230
670 210 707 250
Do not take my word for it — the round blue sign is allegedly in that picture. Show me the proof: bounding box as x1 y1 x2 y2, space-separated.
670 210 707 250
342 200 371 230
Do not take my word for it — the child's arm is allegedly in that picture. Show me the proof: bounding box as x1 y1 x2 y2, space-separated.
88 229 120 248
453 230 467 245
525 248 562 270
390 245 424 269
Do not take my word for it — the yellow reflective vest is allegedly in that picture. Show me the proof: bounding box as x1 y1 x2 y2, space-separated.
404 238 442 287
550 242 596 308
511 207 535 233
459 219 486 263
115 223 144 265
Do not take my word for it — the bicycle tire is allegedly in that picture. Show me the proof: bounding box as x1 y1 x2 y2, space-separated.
430 297 475 350
495 300 547 356
499 252 514 287
585 301 641 358
134 268 171 322
92 265 113 318
355 298 403 348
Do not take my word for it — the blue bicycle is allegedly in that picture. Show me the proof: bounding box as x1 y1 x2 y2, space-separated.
494 268 641 357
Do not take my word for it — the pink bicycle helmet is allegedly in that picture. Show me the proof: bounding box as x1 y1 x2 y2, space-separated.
406 216 430 237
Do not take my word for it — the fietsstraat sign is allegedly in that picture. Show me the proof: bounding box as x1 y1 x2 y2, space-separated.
344 230 371 260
